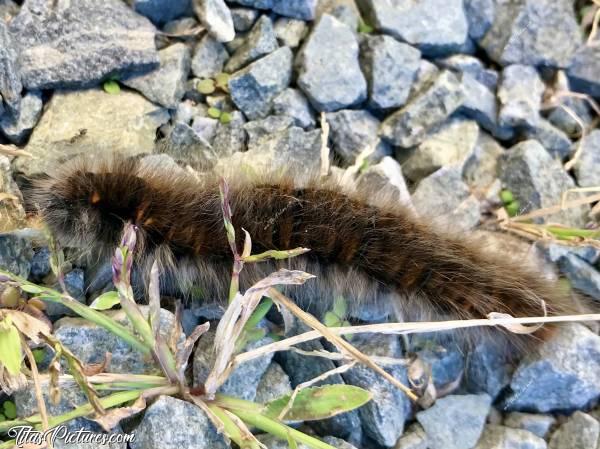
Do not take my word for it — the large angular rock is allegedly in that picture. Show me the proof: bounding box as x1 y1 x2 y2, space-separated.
230 7 259 32
274 17 308 48
568 45 600 97
497 65 544 129
504 412 556 439
191 34 229 79
360 35 421 110
574 129 600 188
13 89 169 177
462 132 504 193
357 156 414 211
402 119 480 182
131 0 191 25
412 166 481 231
296 14 366 112
473 425 546 449
0 156 26 231
272 0 317 20
0 20 22 117
193 0 235 42
212 110 247 156
464 0 495 40
0 232 33 278
0 90 43 144
325 109 382 164
130 396 230 449
548 411 600 449
225 15 278 72
123 43 191 109
557 254 600 300
416 394 491 449
380 70 465 148
465 341 513 400
503 323 600 412
479 0 581 68
228 46 293 119
521 118 572 160
356 0 468 56
499 140 589 227
9 0 159 90
341 334 412 447
255 362 292 404
271 88 316 129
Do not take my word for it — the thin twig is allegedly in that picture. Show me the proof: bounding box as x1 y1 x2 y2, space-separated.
320 112 331 177
0 144 34 158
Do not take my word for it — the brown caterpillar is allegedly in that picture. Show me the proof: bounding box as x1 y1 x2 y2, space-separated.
30 155 579 351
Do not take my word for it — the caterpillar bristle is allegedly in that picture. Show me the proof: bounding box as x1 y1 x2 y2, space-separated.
29 155 581 354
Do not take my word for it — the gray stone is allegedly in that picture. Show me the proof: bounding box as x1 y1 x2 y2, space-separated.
230 7 259 31
123 43 191 109
10 0 159 90
473 425 546 449
225 15 278 73
130 395 230 449
212 110 247 156
464 0 495 40
43 269 86 317
193 329 274 401
0 20 21 117
465 340 513 400
272 0 317 20
479 0 581 68
0 155 26 231
341 334 412 447
549 411 600 449
296 14 366 112
504 412 556 439
412 166 481 231
402 119 480 182
574 129 600 187
498 65 544 129
161 122 217 167
356 0 468 56
0 91 43 144
274 17 308 48
394 423 429 449
228 46 293 119
557 254 600 301
357 156 414 211
193 0 235 42
548 96 592 138
462 132 505 192
499 140 589 227
278 320 361 440
29 247 51 282
568 45 600 97
244 115 294 148
13 89 169 177
131 0 191 25
173 99 208 125
503 323 600 412
522 118 572 160
327 4 359 32
272 88 316 129
326 109 381 164
437 54 498 90
408 59 440 99
255 362 292 404
538 241 600 265
0 0 19 21
414 340 464 390
191 116 219 143
191 34 229 79
360 35 421 110
0 232 33 278
380 70 465 148
322 436 358 449
52 307 183 374
416 394 491 449
230 0 273 9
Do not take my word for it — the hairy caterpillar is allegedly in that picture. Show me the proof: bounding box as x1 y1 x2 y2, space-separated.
30 155 579 351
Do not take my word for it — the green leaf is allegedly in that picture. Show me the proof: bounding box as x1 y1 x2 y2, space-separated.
215 72 230 92
0 413 5 422
20 284 45 295
244 298 273 331
208 107 222 119
323 311 341 328
244 327 267 344
197 78 216 94
220 112 232 124
499 189 514 205
0 317 22 375
357 18 374 34
505 200 520 217
89 291 120 310
2 401 16 420
32 348 46 364
264 385 372 421
103 80 121 95
332 296 347 318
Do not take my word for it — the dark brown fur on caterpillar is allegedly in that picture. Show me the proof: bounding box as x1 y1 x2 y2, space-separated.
30 156 580 352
